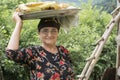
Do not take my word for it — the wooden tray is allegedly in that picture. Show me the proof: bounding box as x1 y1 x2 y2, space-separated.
19 8 80 20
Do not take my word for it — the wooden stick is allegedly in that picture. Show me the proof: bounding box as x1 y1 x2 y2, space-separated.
79 11 120 80
79 45 99 79
84 12 120 80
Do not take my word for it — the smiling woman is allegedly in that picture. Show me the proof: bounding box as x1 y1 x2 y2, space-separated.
5 11 75 80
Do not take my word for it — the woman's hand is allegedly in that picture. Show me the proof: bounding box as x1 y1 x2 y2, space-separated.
6 11 23 50
12 12 23 24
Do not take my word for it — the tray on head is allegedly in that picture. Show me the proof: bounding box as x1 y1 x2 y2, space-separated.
19 8 80 20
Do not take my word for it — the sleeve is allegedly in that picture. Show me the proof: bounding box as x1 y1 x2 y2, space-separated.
5 47 35 66
59 46 75 78
59 46 72 63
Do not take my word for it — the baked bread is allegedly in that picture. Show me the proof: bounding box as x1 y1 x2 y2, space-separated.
16 1 70 14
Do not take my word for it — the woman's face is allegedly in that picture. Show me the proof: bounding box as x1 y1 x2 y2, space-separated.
39 27 59 45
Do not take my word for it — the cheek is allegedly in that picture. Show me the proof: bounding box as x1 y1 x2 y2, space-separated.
38 33 43 40
39 36 44 40
38 33 59 40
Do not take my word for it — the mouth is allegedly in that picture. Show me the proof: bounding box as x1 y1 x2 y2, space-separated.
45 37 54 39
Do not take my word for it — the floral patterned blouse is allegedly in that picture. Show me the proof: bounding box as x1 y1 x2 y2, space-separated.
6 46 75 80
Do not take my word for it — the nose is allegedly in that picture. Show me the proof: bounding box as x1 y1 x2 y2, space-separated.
47 31 53 37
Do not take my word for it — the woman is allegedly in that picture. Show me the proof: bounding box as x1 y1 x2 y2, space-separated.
5 12 75 80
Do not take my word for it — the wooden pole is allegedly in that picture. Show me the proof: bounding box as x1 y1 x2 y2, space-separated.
116 0 120 80
84 14 120 80
79 8 120 80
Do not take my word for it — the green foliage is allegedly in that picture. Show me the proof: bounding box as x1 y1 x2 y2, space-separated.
58 2 116 80
20 20 40 47
0 0 38 80
0 0 117 80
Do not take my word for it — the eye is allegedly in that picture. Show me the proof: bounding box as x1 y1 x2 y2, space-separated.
40 28 58 35
41 29 49 33
52 30 57 32
51 29 58 32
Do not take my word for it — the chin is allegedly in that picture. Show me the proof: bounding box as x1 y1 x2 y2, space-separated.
45 41 56 45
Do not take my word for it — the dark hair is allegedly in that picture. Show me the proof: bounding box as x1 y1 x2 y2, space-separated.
38 17 60 32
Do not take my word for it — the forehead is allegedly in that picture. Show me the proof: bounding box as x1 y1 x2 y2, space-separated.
40 27 57 30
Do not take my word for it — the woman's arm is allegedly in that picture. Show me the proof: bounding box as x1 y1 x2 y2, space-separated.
6 12 23 50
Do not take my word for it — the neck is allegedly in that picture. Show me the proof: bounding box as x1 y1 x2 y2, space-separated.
41 43 58 54
42 43 56 48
